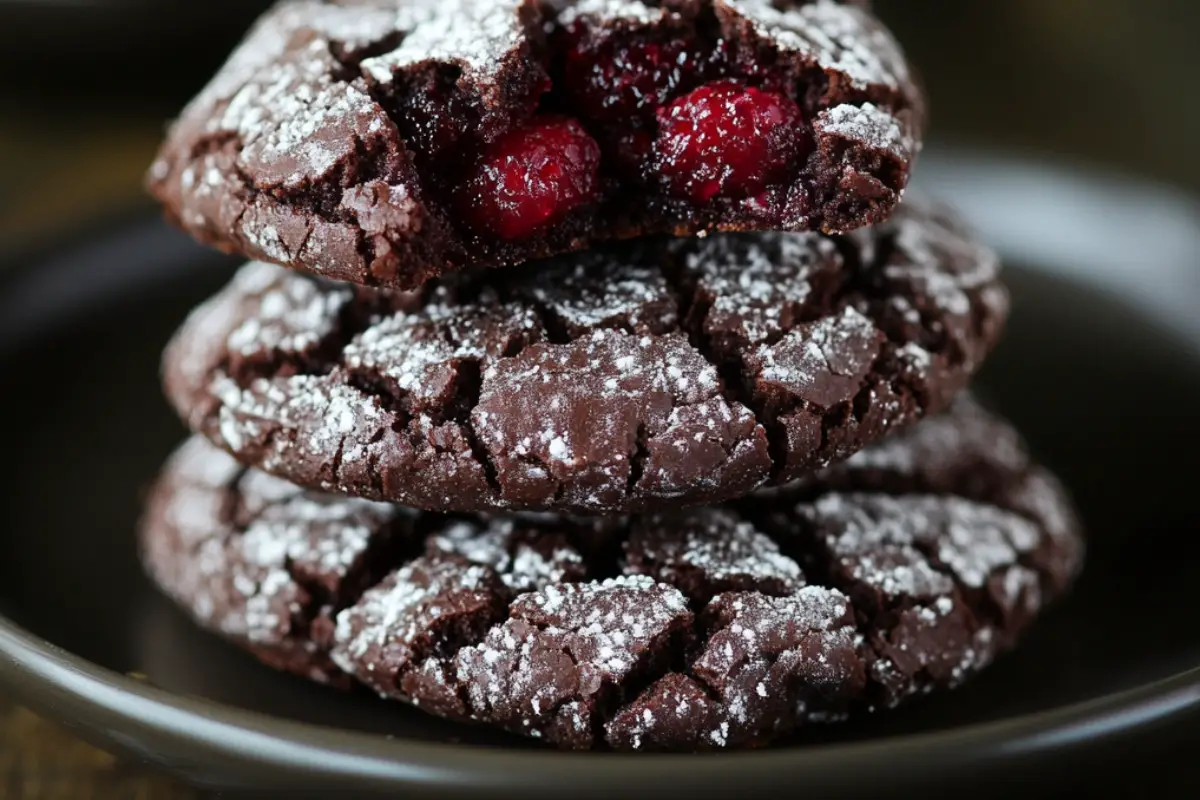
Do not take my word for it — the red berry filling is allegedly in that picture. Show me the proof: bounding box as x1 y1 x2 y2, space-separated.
458 116 601 240
654 80 805 202
436 27 809 239
564 37 707 123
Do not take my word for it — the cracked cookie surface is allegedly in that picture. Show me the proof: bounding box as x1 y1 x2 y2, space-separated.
163 200 1008 514
139 396 1084 751
147 0 923 290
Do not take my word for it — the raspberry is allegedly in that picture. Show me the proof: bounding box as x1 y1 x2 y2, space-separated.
564 37 703 122
459 116 601 240
653 81 804 203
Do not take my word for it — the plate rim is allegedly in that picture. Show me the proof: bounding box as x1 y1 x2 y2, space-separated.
3 616 1198 794
2 152 1200 795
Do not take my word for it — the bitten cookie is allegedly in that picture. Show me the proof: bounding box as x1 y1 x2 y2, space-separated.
163 200 1008 514
139 397 1084 751
147 0 923 290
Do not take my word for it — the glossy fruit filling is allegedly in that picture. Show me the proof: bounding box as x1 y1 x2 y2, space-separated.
397 22 815 241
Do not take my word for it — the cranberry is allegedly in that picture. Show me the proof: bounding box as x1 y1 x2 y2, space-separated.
564 37 703 122
458 116 601 240
653 80 804 203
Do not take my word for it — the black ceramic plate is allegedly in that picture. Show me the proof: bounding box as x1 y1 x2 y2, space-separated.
0 154 1198 799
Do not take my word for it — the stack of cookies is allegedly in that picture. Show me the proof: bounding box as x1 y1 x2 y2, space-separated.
139 0 1084 751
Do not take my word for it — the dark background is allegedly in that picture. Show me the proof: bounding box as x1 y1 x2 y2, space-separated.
2 0 1200 252
0 2 1196 798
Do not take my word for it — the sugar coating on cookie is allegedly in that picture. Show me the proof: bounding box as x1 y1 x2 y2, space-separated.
139 397 1084 750
163 200 1008 514
148 0 924 289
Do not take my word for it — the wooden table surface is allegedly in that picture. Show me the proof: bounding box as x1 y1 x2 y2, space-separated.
0 698 192 800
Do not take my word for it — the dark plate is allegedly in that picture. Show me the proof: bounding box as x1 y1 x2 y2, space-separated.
0 154 1198 799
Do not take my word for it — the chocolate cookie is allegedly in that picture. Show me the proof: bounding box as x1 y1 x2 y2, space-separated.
163 200 1008 514
139 397 1084 751
147 0 923 290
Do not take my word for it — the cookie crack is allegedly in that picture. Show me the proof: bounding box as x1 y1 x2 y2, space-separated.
515 613 693 748
458 384 506 497
219 463 260 530
218 286 377 389
191 71 412 279
775 531 949 709
225 139 365 230
386 586 517 724
525 296 576 346
910 511 1026 634
326 32 410 79
655 239 953 485
587 626 694 746
210 489 424 665
734 496 1018 710
653 256 794 482
329 434 349 487
626 423 651 497
683 613 835 732
365 446 386 497
193 194 1002 512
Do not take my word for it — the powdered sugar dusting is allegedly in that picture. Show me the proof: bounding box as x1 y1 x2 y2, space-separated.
531 252 678 335
429 518 587 592
473 328 751 509
165 434 244 489
520 574 687 620
217 37 385 190
455 575 689 716
727 0 910 90
816 103 912 159
801 492 1043 595
331 556 501 675
344 300 541 403
697 587 857 679
211 373 392 488
146 438 397 650
443 575 691 740
627 509 804 596
643 586 860 748
751 307 881 407
555 0 667 26
361 0 528 81
841 395 1026 474
1008 471 1080 545
226 265 353 359
184 1 400 117
169 268 271 399
681 231 839 347
249 493 392 576
881 209 1002 318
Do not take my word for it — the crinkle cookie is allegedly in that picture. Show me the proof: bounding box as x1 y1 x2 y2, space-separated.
162 200 1007 514
139 397 1084 751
148 0 923 289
